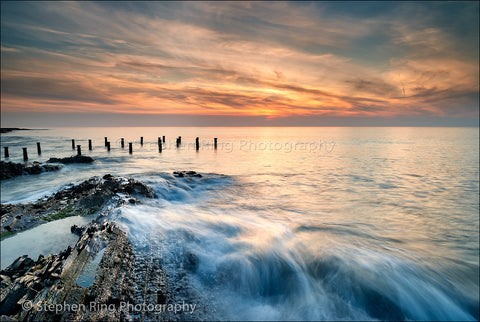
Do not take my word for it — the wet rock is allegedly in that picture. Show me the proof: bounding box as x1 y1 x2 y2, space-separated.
0 162 24 180
0 284 28 315
0 221 141 321
0 161 62 180
42 164 62 172
156 290 167 304
2 255 35 277
22 163 42 175
2 175 156 234
46 155 94 164
71 225 85 236
174 170 202 178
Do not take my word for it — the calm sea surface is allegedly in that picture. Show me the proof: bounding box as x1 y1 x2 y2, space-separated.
1 127 479 320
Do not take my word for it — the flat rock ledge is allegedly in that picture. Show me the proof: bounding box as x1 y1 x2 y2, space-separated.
0 221 142 320
173 171 202 178
0 172 209 321
0 161 62 181
1 174 156 237
46 155 94 164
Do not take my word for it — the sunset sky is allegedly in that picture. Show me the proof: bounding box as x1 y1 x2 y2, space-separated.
1 1 479 126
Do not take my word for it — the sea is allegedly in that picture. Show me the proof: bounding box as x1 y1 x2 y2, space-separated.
1 127 479 321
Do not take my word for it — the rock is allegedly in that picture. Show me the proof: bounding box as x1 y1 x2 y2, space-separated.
23 163 42 175
0 162 23 180
71 225 85 236
47 155 94 164
42 164 62 172
4 256 34 276
2 174 157 235
0 275 12 284
0 128 30 134
0 284 28 315
173 170 202 178
0 221 142 320
0 161 62 180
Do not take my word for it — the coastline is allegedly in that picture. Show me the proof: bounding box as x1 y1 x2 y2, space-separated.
0 173 206 320
0 128 31 134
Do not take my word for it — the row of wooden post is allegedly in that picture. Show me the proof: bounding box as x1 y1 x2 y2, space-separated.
4 143 41 161
3 136 218 160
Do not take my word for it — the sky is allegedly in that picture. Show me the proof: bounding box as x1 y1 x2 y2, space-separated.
1 1 479 127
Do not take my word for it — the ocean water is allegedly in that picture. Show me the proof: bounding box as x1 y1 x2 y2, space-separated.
1 127 479 321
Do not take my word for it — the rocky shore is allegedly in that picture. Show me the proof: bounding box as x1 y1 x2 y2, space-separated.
0 172 207 321
46 155 94 164
0 161 62 181
0 221 138 320
1 174 155 236
0 156 94 181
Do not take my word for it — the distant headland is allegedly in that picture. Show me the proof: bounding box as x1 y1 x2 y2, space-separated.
0 128 31 133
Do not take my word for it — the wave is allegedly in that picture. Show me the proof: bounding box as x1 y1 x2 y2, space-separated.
110 173 478 321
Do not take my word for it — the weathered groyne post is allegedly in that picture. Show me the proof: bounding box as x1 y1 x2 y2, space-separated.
158 137 162 152
37 142 42 155
140 137 144 145
129 142 133 154
89 139 92 150
4 147 9 158
77 145 82 156
121 138 125 148
105 137 108 147
22 148 28 161
196 137 199 151
107 142 111 151
72 139 75 149
176 137 180 148
163 136 165 143
214 138 218 149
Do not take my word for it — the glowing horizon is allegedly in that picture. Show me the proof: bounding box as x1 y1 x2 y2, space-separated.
1 1 478 125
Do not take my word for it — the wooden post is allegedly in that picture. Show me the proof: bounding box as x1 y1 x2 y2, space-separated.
195 137 199 151
22 148 28 161
88 139 92 150
105 137 108 147
214 138 218 149
178 136 181 144
121 138 124 148
162 136 165 143
72 139 75 149
176 137 180 148
107 142 111 151
129 142 133 154
4 147 9 158
77 145 81 156
159 139 162 152
140 137 143 145
37 142 41 154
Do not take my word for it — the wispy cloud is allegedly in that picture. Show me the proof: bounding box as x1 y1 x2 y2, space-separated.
1 1 478 121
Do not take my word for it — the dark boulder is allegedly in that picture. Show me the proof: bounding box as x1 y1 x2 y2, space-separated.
47 155 94 164
71 225 85 236
0 162 23 180
0 161 62 180
173 170 202 178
